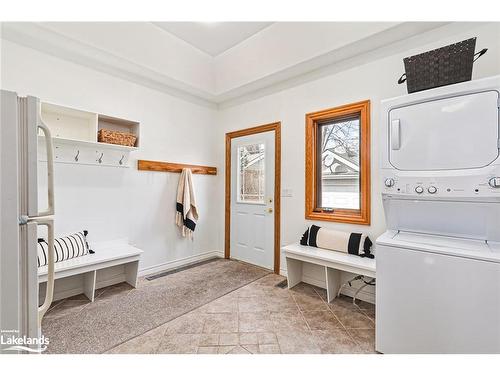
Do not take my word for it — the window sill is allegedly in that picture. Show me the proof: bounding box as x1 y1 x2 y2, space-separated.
305 210 370 225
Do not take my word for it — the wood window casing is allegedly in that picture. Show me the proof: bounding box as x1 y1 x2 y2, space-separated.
305 100 371 225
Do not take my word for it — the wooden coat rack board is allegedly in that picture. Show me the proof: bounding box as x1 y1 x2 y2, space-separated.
137 160 217 175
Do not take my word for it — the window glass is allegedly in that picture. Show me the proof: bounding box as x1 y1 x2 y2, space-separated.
237 143 265 203
317 116 360 210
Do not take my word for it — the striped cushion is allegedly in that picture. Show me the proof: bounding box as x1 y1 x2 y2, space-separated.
300 225 374 258
37 230 91 267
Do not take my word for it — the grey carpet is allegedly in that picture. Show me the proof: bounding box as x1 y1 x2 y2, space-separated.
42 259 270 354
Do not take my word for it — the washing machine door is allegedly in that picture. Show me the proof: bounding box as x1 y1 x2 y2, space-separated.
376 241 500 353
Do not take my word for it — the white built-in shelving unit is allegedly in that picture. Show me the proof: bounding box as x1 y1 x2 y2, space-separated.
38 102 139 168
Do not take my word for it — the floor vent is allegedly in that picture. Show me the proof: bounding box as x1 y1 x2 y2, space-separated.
145 257 219 281
275 279 288 289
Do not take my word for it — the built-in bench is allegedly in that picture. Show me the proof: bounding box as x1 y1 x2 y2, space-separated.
38 240 142 303
282 243 376 303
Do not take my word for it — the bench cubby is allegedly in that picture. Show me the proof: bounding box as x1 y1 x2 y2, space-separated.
38 241 142 303
283 243 376 302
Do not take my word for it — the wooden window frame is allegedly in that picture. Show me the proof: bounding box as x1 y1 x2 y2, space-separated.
305 100 371 225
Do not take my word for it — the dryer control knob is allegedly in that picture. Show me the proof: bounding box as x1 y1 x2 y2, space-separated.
384 178 395 187
415 186 424 194
428 186 438 194
489 177 500 188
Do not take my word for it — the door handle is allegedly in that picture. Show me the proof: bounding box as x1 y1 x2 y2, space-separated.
266 208 273 213
34 217 55 327
37 118 55 216
391 119 401 150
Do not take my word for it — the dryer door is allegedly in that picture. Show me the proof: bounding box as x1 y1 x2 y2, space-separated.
389 90 499 170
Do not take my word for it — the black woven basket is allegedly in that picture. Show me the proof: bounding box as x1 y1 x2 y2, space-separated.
398 38 487 93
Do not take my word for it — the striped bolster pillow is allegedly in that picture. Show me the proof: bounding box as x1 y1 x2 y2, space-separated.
37 230 94 267
300 225 374 258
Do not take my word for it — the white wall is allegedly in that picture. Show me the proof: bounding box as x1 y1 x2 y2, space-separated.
215 22 500 301
1 40 221 273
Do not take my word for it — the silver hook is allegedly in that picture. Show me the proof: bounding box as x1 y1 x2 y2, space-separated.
119 155 125 165
74 150 80 162
97 152 103 164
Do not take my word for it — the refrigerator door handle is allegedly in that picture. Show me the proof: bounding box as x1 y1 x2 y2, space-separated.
37 120 55 217
35 216 55 326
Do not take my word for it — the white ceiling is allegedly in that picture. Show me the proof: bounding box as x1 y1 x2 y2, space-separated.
2 21 460 106
153 22 272 56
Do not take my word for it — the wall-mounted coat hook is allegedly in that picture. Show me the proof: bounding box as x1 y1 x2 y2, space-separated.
74 150 80 162
137 160 217 175
119 155 125 165
97 152 104 164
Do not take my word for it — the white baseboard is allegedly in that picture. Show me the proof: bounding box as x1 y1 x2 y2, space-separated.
138 250 224 277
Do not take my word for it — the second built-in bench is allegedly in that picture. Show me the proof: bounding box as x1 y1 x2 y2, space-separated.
38 240 143 303
283 243 376 303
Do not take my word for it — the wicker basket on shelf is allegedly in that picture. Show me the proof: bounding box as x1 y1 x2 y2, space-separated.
98 129 137 147
397 38 488 93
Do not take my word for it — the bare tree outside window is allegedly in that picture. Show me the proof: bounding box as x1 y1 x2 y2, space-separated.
317 116 360 210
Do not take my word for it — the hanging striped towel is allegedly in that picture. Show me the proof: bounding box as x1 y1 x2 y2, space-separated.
175 168 199 239
300 225 374 258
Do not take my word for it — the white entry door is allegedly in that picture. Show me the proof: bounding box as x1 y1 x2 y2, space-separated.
230 131 275 270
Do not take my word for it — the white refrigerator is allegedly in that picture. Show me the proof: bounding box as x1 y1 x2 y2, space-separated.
0 90 55 353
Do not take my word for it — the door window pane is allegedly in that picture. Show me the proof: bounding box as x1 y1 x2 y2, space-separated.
237 143 265 203
317 116 360 210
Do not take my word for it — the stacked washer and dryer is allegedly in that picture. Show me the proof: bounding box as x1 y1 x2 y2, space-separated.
376 75 500 353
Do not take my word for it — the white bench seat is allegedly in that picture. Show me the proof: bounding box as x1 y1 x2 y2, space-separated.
38 241 142 302
283 243 376 302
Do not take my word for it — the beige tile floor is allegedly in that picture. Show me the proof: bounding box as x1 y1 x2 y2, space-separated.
104 273 376 354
